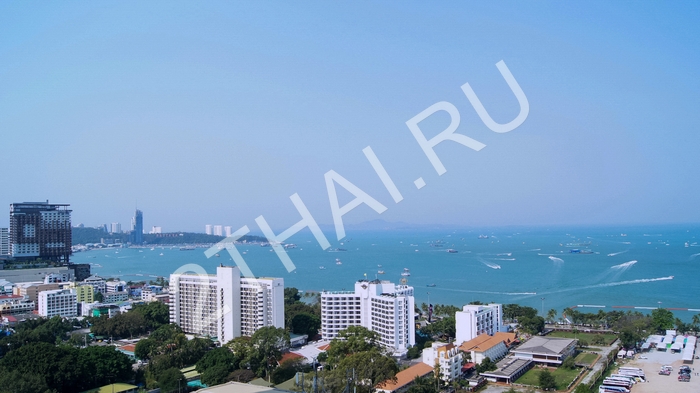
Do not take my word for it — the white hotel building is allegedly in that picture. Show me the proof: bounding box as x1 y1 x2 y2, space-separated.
169 265 284 344
38 288 77 318
321 279 415 355
455 303 504 344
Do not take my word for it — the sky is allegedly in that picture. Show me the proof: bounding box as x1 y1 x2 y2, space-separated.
1 2 699 234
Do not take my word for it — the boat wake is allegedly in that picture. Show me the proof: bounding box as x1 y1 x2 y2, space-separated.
611 260 637 269
690 252 700 259
607 250 627 257
485 262 501 269
538 276 674 296
527 248 541 251
548 256 564 263
494 258 515 261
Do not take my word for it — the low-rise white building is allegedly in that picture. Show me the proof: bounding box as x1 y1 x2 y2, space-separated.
105 280 126 293
38 289 77 318
321 278 415 355
422 342 462 382
455 304 503 344
459 333 512 365
82 275 106 293
103 291 129 303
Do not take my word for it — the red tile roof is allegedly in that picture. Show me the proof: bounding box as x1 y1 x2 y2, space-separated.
279 352 304 364
376 363 434 392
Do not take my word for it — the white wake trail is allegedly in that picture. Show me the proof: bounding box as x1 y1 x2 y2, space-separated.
611 260 637 269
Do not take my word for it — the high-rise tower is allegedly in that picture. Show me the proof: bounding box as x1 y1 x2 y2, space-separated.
9 201 72 263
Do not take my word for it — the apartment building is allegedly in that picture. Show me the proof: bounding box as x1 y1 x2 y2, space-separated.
38 289 77 318
321 279 415 355
455 304 503 344
169 265 283 344
422 342 463 382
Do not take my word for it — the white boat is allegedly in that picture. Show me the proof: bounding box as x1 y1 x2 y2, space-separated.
319 266 326 270
336 258 342 265
377 270 385 274
159 253 164 256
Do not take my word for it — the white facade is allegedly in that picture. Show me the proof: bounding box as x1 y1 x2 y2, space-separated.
110 223 121 234
103 291 129 303
224 226 232 237
106 280 126 293
240 277 285 337
82 275 106 293
422 342 463 382
205 224 213 235
321 279 415 355
169 265 284 344
38 289 77 318
456 304 503 344
150 226 162 234
0 228 9 256
213 225 223 236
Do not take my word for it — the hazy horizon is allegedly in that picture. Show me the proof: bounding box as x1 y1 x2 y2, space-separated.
2 2 699 236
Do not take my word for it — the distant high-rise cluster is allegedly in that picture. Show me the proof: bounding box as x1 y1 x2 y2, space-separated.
9 201 72 263
110 222 121 234
205 224 231 237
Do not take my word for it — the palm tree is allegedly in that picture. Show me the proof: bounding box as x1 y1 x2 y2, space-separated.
547 309 557 323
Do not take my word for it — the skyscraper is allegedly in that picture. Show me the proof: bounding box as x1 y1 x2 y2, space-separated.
224 226 232 237
110 223 121 234
0 228 9 256
9 201 72 263
213 225 223 236
205 224 212 235
130 209 143 244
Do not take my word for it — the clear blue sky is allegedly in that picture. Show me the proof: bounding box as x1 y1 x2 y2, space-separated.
1 2 699 233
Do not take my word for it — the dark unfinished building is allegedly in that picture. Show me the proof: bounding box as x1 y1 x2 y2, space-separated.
9 201 72 264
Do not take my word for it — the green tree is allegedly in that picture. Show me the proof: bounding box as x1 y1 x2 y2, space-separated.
0 369 51 393
562 356 576 370
651 308 675 333
619 328 641 348
94 291 104 302
291 312 321 338
325 326 382 367
546 309 557 323
574 383 592 393
519 316 545 334
135 338 159 360
156 367 186 393
132 301 170 329
476 357 497 373
538 369 556 390
196 347 239 386
406 375 438 393
328 349 398 393
243 326 289 378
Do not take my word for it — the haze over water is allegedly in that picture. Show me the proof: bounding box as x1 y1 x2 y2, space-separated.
73 224 700 321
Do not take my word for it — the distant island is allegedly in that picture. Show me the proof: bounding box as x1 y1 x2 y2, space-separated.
72 226 267 246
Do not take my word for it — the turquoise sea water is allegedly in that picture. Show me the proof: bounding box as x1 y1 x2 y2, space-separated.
72 224 700 321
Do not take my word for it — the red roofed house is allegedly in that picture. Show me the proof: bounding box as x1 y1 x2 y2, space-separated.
376 362 434 393
459 334 509 364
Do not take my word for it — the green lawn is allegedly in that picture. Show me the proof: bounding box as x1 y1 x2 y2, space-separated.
515 367 582 390
574 352 598 366
548 331 617 345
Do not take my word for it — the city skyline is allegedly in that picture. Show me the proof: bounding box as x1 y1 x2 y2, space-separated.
2 2 699 234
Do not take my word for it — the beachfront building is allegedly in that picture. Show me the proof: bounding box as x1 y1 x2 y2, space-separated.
169 265 284 343
422 342 463 382
480 357 533 384
38 288 77 317
455 303 504 344
459 333 511 364
320 279 415 355
511 336 577 366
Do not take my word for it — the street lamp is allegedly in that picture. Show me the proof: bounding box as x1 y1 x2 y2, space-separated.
541 297 545 317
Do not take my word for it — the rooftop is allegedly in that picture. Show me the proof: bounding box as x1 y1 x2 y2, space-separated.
198 381 292 393
481 358 532 378
376 362 433 392
514 336 576 356
459 333 508 353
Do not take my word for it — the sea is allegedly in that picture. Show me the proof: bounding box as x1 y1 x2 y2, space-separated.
71 224 700 321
